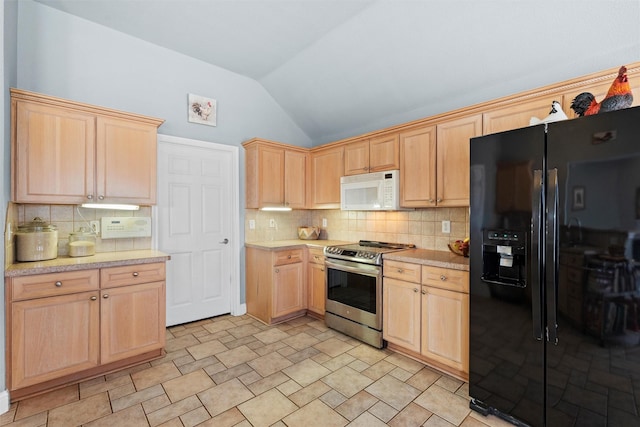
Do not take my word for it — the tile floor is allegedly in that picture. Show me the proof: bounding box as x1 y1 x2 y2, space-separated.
0 314 513 427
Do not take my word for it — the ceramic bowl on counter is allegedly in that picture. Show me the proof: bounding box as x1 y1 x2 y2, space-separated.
298 226 320 240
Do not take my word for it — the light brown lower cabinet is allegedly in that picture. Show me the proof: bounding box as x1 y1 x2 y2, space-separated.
307 247 326 317
246 246 307 324
6 262 166 400
383 260 469 380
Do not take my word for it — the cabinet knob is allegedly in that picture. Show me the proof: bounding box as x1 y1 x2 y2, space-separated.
287 255 291 259
55 281 62 287
103 294 109 299
440 275 446 281
132 272 139 277
314 256 320 260
321 268 325 272
414 288 419 293
421 290 427 295
428 198 434 203
98 195 105 200
436 198 442 203
397 268 404 273
275 268 279 273
87 194 93 200
90 296 97 301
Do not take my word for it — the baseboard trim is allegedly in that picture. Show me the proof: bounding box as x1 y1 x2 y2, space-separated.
232 303 247 316
0 390 10 414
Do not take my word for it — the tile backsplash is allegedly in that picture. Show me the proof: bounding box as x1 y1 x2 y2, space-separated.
244 207 469 251
5 202 153 266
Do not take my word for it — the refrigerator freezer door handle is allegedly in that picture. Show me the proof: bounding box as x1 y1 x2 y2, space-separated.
546 168 559 345
531 169 543 340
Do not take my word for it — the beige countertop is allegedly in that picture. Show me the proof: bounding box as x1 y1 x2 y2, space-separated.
5 249 171 277
383 248 469 271
244 239 354 250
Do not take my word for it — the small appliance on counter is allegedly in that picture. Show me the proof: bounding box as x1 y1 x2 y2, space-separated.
68 227 97 257
15 217 58 262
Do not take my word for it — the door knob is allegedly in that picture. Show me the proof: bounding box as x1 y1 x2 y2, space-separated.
219 238 229 244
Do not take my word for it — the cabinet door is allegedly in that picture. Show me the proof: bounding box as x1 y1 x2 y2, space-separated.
272 262 305 318
11 291 100 390
307 261 326 315
100 281 166 364
284 150 307 209
399 125 436 207
421 286 469 374
436 115 481 207
310 146 344 208
483 96 559 135
96 116 158 205
344 139 370 176
13 100 95 204
383 278 421 353
369 134 399 172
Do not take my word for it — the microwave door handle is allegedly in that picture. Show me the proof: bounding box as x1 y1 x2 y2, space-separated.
531 169 543 341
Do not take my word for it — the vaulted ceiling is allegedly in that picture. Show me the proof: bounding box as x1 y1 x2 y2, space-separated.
34 0 640 144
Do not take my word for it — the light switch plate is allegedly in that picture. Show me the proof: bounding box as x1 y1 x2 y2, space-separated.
249 219 255 230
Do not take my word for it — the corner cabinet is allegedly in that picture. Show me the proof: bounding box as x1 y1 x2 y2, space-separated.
11 89 164 205
245 246 306 324
243 138 308 210
383 259 469 380
6 261 166 401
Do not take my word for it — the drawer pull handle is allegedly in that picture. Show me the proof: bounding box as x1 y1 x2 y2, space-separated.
132 272 139 277
90 296 97 301
287 255 292 259
397 269 404 273
103 294 109 299
440 275 446 281
314 256 320 260
55 281 62 287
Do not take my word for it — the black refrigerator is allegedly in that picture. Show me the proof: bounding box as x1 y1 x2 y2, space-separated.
469 106 640 426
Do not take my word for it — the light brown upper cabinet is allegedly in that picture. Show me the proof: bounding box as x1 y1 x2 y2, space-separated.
310 145 344 209
400 115 480 208
436 114 481 207
482 96 560 135
11 89 163 205
243 138 307 209
344 134 399 176
399 125 436 208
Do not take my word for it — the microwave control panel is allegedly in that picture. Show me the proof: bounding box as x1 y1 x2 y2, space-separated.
101 216 152 239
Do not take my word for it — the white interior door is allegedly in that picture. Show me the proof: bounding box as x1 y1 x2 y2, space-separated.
156 134 240 326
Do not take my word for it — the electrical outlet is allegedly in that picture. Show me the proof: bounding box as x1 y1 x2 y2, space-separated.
441 220 451 234
322 218 327 227
269 219 276 228
90 220 100 234
249 219 255 230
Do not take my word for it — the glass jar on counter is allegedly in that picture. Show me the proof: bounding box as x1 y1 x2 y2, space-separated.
68 227 96 257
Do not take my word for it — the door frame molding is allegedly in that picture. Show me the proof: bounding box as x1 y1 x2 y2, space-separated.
153 133 243 318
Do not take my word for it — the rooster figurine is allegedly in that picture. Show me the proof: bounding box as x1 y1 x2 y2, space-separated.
570 66 633 116
529 101 568 125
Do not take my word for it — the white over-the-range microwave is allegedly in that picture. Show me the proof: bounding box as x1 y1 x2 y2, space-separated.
340 169 405 211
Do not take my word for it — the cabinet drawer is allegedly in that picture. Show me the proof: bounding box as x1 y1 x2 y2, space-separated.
11 270 99 301
384 260 421 283
308 248 325 265
422 266 469 293
273 249 304 266
101 262 166 289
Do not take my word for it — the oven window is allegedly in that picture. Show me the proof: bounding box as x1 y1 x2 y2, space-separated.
327 267 377 314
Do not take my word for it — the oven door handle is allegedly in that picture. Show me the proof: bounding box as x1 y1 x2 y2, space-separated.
325 259 381 276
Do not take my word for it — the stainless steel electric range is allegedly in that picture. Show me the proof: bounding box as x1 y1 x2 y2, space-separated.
323 240 415 348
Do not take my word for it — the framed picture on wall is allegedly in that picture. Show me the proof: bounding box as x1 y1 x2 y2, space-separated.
572 186 585 210
188 93 217 126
